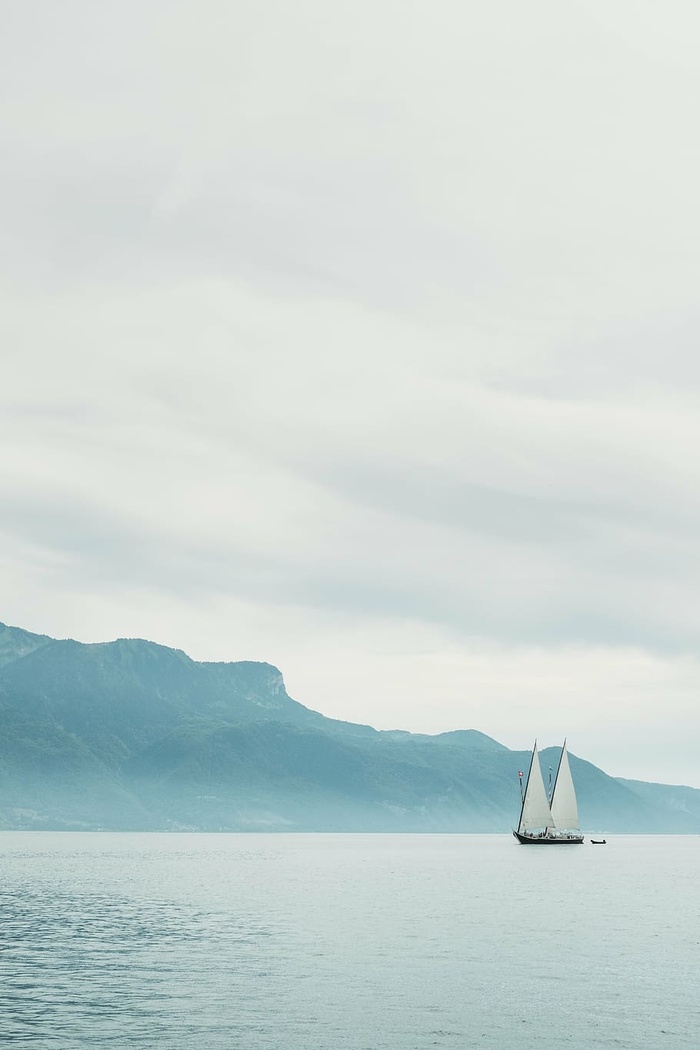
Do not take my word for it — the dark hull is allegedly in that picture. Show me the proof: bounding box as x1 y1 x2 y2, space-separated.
513 830 584 845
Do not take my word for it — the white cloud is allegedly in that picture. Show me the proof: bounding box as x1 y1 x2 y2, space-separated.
2 1 700 785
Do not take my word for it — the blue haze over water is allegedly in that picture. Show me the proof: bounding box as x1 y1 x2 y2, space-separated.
1 833 698 1049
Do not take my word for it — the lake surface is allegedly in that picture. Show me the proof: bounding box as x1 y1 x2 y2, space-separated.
1 833 698 1049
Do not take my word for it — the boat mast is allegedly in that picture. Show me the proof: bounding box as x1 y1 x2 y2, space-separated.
549 737 566 809
516 740 537 834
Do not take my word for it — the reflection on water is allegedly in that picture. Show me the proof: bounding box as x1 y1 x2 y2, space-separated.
1 833 700 1049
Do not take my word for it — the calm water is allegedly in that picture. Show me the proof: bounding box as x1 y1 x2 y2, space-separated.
1 833 698 1049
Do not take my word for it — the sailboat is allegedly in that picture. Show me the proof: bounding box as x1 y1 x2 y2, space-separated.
513 739 584 844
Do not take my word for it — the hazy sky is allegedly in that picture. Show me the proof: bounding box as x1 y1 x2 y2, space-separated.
3 2 700 786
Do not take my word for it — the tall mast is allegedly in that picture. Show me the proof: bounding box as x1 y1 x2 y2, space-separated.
516 740 537 834
549 737 566 806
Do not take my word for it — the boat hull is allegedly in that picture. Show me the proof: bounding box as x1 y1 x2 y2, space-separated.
513 830 584 845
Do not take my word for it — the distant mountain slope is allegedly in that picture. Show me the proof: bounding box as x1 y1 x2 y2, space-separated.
0 634 326 757
0 621 697 833
0 622 52 667
618 778 700 824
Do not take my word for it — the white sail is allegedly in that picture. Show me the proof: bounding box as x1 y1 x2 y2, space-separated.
518 743 555 832
549 741 580 831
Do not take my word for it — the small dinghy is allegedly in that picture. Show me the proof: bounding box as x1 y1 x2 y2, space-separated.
590 838 607 844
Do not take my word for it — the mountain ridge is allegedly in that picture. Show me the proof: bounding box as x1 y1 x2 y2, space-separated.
0 621 696 833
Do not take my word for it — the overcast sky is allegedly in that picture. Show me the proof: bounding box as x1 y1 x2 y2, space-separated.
3 2 700 786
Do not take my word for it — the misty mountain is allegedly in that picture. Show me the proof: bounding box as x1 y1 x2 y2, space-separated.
0 621 697 833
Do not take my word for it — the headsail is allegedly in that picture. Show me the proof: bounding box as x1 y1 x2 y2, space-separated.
517 742 555 833
549 739 580 832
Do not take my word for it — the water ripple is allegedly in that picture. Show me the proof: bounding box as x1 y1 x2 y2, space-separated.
1 833 700 1049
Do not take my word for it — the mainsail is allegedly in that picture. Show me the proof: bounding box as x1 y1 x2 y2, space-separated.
549 739 580 832
517 742 555 833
